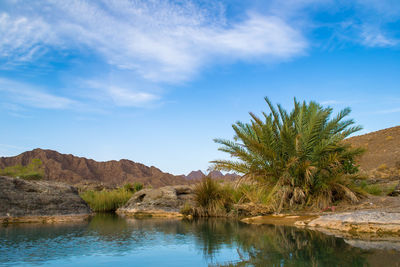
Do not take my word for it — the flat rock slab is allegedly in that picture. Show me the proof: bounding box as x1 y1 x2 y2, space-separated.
307 211 400 234
0 176 92 223
116 185 194 217
241 214 317 226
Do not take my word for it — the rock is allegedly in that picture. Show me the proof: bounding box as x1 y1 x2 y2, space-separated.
0 176 92 223
344 239 400 251
307 211 400 234
234 203 272 217
116 185 194 217
241 214 317 226
389 182 400 196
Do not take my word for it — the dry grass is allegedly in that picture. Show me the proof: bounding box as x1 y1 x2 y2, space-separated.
386 135 394 141
190 177 234 217
377 163 388 171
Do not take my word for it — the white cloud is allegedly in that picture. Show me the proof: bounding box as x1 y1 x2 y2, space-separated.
361 29 398 47
0 78 74 109
0 12 57 67
0 0 307 83
84 80 160 107
108 86 159 107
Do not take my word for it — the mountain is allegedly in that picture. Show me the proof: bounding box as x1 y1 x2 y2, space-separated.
0 149 190 188
184 169 240 181
186 170 205 180
209 170 224 179
346 126 400 171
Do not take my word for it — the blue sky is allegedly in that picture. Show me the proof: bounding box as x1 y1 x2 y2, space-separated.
0 0 399 175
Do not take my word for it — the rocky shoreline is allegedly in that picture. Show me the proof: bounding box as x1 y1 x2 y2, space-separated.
241 211 400 238
2 176 400 241
0 176 92 224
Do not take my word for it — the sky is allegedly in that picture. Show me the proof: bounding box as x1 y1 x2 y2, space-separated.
0 0 399 175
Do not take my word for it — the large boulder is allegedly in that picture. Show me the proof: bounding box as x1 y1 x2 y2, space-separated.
0 176 92 223
117 185 194 217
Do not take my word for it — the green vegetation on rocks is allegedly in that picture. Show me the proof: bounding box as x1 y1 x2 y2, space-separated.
0 158 44 180
80 183 143 212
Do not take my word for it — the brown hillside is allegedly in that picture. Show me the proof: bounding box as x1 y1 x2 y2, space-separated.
346 126 400 171
0 149 190 188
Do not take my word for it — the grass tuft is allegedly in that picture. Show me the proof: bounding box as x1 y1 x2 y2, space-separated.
191 177 234 217
80 184 142 212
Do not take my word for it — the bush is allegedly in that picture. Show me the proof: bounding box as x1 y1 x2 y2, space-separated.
0 159 44 180
191 177 234 217
123 182 143 192
211 97 365 212
359 181 383 196
80 188 133 212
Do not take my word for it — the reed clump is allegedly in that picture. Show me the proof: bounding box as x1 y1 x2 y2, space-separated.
80 183 143 212
189 177 234 217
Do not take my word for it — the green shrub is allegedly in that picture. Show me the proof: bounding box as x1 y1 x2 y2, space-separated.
123 182 143 192
359 181 383 196
211 97 365 212
192 177 234 217
0 159 44 180
80 188 133 212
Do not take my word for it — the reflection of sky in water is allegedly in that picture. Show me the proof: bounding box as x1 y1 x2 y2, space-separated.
1 214 400 266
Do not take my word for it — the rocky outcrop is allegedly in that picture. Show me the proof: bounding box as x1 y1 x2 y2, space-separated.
306 211 400 234
345 125 400 171
0 176 92 223
116 185 194 217
0 149 191 188
242 211 400 237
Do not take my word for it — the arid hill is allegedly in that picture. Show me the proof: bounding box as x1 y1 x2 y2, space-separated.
185 170 240 181
0 149 190 188
346 126 400 171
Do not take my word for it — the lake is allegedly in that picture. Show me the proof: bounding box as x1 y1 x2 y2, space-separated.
1 214 400 266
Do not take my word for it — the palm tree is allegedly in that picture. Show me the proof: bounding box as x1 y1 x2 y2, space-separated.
211 97 364 211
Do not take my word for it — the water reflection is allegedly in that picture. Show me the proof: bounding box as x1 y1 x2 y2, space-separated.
0 214 399 266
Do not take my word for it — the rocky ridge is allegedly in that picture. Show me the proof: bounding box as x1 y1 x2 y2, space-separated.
0 149 190 188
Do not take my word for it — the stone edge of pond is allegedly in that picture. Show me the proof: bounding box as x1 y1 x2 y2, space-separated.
241 211 400 239
116 209 184 218
1 214 93 225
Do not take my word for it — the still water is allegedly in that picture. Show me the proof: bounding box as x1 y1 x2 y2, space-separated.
1 214 400 266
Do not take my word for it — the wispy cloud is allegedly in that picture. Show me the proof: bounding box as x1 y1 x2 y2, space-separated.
0 1 307 83
83 80 160 107
0 78 74 109
361 29 398 47
0 0 399 112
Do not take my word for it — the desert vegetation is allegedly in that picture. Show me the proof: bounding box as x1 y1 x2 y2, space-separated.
80 182 143 212
209 97 365 212
0 158 44 180
185 177 234 217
